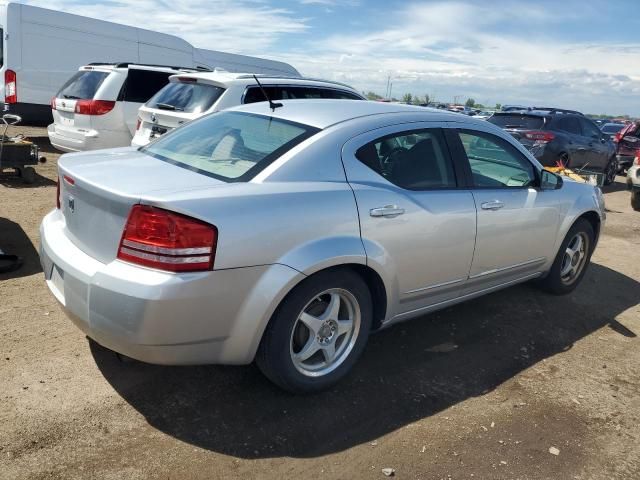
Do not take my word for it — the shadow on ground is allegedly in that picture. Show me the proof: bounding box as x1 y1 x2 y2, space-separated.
91 262 639 459
0 217 42 279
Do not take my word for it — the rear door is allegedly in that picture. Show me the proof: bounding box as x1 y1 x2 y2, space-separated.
579 117 609 170
341 123 477 320
119 68 174 135
451 127 561 291
53 69 111 132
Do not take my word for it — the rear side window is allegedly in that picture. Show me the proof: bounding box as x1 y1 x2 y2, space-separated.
147 82 225 113
355 129 457 190
142 111 320 181
57 71 109 99
488 114 545 130
243 85 361 104
555 117 581 135
121 69 172 103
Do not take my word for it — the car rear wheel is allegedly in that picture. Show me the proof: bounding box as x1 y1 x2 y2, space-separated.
603 157 618 186
537 218 594 295
256 269 372 393
631 191 640 212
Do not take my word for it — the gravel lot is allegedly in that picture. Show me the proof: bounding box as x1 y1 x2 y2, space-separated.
1 127 639 480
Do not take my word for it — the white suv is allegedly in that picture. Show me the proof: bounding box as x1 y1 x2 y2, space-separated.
131 72 365 147
48 63 201 152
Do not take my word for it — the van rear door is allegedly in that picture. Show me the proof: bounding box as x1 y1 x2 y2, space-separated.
53 69 110 130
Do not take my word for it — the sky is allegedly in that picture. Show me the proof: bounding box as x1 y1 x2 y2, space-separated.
23 0 640 116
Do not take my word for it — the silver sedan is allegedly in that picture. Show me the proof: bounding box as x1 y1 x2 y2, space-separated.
40 100 606 393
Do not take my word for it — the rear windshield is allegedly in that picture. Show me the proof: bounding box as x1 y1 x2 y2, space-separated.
147 81 225 114
57 71 109 100
488 114 545 130
142 111 320 182
601 124 624 134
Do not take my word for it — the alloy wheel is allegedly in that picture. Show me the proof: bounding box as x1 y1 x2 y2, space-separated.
289 288 361 377
560 232 589 285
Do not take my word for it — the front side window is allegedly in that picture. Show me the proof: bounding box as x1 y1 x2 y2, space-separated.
459 131 536 188
142 111 320 181
580 118 602 139
355 129 457 190
57 71 109 99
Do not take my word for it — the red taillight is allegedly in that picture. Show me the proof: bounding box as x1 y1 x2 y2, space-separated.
135 117 141 131
634 150 640 166
51 96 57 110
74 99 115 115
5 69 17 104
56 178 61 209
117 205 217 273
524 131 555 143
177 76 197 83
614 132 622 143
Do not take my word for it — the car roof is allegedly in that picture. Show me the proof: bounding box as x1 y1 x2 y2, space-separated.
81 63 198 74
227 99 469 129
169 71 359 91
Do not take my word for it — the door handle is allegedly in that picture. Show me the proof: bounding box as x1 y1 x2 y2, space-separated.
370 205 405 217
480 200 504 210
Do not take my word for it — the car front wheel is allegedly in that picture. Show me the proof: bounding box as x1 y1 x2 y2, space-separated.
537 218 594 295
256 269 372 393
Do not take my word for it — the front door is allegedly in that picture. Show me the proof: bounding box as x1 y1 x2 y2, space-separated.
341 124 477 320
453 128 562 292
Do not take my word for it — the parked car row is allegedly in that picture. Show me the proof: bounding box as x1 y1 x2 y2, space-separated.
487 108 617 185
47 64 365 152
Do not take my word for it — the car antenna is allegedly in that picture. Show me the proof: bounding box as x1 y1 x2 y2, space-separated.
253 75 282 112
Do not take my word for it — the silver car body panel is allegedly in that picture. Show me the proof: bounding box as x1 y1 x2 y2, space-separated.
41 100 606 365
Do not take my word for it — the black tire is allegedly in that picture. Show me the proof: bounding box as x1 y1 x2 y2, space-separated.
256 268 372 394
20 167 36 184
537 218 595 295
632 191 640 212
603 157 617 186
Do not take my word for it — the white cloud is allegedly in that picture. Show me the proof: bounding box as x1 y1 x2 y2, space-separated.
20 0 640 114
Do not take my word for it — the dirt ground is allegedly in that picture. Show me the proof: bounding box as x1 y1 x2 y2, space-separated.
1 127 639 480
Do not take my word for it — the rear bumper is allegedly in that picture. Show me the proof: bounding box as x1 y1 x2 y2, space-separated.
47 123 131 153
39 209 303 365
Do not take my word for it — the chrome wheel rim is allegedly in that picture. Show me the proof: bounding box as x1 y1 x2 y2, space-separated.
560 232 589 285
289 288 361 377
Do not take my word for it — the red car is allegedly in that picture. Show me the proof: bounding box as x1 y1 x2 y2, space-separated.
614 122 640 172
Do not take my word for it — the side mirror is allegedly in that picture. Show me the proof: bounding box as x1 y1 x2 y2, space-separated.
540 170 563 190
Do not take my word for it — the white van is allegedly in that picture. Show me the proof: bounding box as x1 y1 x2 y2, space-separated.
132 72 365 147
48 64 200 152
0 3 299 124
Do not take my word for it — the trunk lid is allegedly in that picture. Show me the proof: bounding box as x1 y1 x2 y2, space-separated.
58 147 226 264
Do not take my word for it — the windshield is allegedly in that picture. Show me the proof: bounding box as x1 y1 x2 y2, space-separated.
147 81 225 113
57 71 109 99
142 111 320 182
601 124 624 134
488 114 545 130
